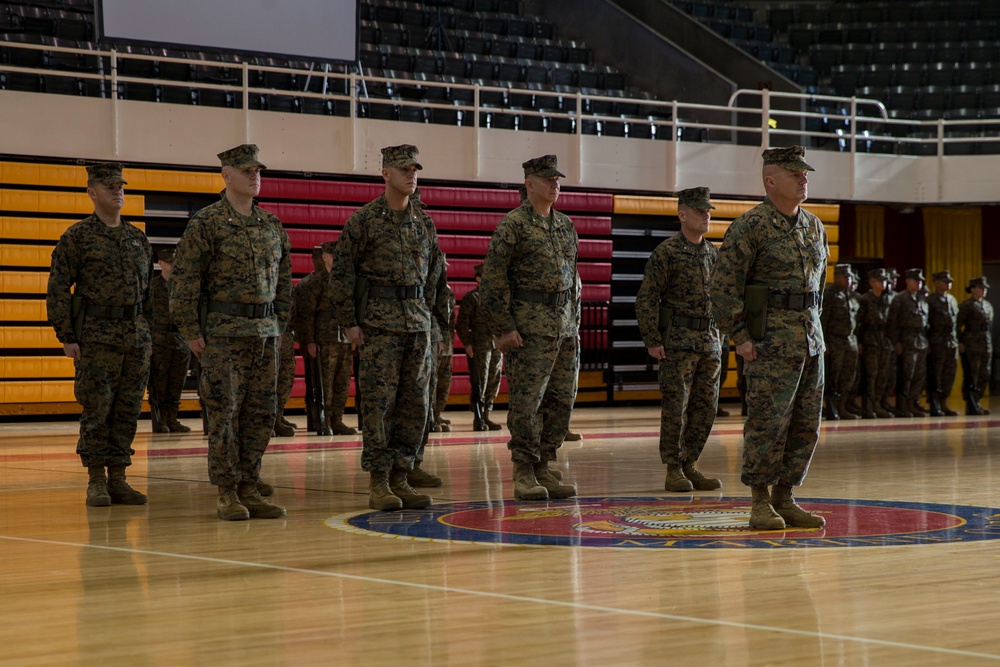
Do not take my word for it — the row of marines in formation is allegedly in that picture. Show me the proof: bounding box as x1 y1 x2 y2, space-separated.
821 264 994 421
48 142 984 531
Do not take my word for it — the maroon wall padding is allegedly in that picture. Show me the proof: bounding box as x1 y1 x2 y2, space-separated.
260 177 614 213
260 202 355 226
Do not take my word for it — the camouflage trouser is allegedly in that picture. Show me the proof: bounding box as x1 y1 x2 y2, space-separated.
470 339 503 411
741 353 823 488
927 345 958 398
897 346 928 405
862 344 894 402
433 352 453 421
200 336 277 488
74 342 150 468
148 344 190 409
825 341 858 398
320 342 353 423
276 332 295 414
962 348 993 393
505 334 579 464
358 328 432 473
657 348 721 466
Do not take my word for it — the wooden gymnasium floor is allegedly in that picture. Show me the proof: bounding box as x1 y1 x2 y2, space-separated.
2 402 1000 666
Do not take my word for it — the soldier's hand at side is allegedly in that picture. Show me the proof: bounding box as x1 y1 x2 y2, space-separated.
959 343 965 354
494 330 523 354
63 343 81 360
307 343 318 358
346 326 364 347
647 345 665 360
736 340 757 361
188 338 206 358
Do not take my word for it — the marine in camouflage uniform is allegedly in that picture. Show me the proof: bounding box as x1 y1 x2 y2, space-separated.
887 268 930 418
455 263 504 430
274 285 297 437
301 242 356 435
481 154 580 501
170 144 290 521
430 280 456 432
711 146 828 530
856 269 895 418
636 187 723 493
820 264 860 420
328 145 449 510
148 247 191 433
958 276 994 415
46 162 152 507
926 270 960 416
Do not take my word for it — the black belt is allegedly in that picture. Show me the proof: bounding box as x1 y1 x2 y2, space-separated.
513 287 572 306
768 291 820 310
208 300 274 318
84 303 142 319
153 323 179 332
369 284 424 299
671 315 714 331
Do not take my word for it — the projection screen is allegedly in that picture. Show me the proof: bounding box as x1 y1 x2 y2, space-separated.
96 0 358 63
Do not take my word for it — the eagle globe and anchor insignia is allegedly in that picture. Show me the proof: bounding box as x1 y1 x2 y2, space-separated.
327 496 1000 549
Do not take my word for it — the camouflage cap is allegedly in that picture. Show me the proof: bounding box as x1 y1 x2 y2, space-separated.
834 263 852 276
86 162 127 186
762 145 815 171
156 247 175 264
887 267 900 280
474 262 484 277
381 144 423 169
932 270 954 283
967 276 990 291
217 144 266 169
320 241 337 254
868 268 889 282
522 154 566 178
676 186 716 211
905 268 925 282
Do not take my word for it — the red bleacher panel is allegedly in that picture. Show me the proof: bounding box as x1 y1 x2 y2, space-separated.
578 263 611 281
260 179 382 203
453 282 477 301
261 202 354 226
582 285 610 301
428 209 611 236
439 234 489 256
580 239 612 259
286 229 341 250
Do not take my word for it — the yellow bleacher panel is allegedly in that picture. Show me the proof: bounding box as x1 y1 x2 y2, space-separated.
0 190 144 216
130 169 222 193
0 379 76 403
1 299 47 321
826 224 839 244
0 162 84 188
830 245 839 263
1 356 74 379
1 326 62 349
0 244 53 268
0 271 49 293
614 195 840 223
0 217 75 241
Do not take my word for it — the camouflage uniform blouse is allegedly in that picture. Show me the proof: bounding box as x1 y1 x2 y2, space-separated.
927 292 959 349
480 201 580 338
151 274 187 350
455 287 492 347
328 194 447 334
856 290 893 350
47 214 152 348
298 268 350 345
169 191 292 340
820 286 859 350
635 232 721 352
711 198 829 356
957 298 994 355
888 291 929 350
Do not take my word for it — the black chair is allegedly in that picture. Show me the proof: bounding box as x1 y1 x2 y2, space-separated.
398 105 428 123
924 62 957 87
545 116 575 134
518 113 545 132
893 63 922 87
950 85 980 111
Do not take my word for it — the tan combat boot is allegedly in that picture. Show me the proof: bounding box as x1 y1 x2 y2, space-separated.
771 484 825 528
681 460 722 490
533 462 576 498
837 399 861 420
164 407 192 433
256 479 275 496
369 470 404 511
86 465 111 507
664 464 694 492
389 468 433 509
407 465 443 488
107 465 148 505
512 462 548 500
749 485 786 530
217 486 250 521
237 481 286 518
